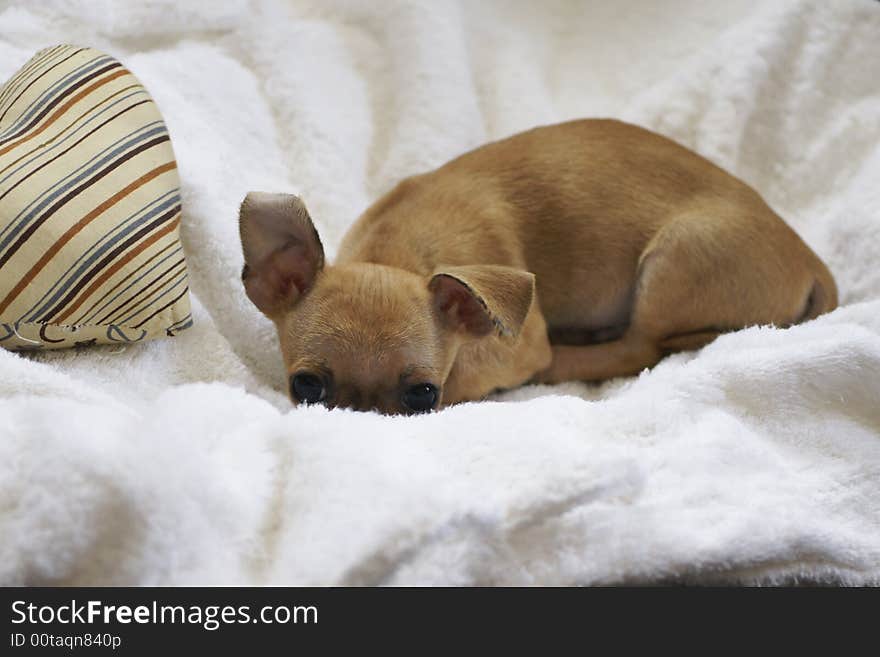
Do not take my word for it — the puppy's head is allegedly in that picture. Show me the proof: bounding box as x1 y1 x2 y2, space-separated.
239 192 534 414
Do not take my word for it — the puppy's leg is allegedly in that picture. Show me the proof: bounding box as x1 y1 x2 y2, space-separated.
536 335 661 383
537 208 817 384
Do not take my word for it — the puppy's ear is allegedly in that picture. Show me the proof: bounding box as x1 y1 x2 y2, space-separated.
429 265 535 338
239 192 324 317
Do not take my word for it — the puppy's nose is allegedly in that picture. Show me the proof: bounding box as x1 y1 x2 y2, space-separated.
334 387 379 413
353 395 380 413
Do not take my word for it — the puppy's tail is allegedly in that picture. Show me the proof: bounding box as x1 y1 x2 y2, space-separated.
798 259 838 323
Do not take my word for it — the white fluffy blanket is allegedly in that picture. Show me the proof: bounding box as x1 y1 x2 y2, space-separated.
1 0 878 585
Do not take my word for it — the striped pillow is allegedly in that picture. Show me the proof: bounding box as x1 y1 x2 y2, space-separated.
0 44 191 351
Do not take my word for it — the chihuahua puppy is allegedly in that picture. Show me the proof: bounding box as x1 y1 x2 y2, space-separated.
239 119 837 414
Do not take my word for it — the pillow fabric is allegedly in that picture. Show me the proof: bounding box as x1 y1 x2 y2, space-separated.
0 44 191 350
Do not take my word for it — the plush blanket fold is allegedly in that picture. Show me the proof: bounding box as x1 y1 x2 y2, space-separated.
0 0 878 585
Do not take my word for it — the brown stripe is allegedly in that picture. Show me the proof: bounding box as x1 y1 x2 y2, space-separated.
0 60 120 146
133 284 189 329
0 64 125 154
0 47 88 123
0 134 170 269
0 97 152 202
100 259 187 325
72 239 177 324
0 47 59 110
0 59 120 146
52 214 181 324
0 161 176 315
0 84 144 179
0 45 64 109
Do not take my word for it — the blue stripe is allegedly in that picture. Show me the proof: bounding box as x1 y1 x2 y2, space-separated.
0 120 163 242
0 123 166 251
167 313 193 331
21 191 181 322
0 55 111 139
0 46 65 109
166 316 193 333
117 271 189 325
80 245 183 324
107 325 147 342
19 188 179 321
0 89 149 189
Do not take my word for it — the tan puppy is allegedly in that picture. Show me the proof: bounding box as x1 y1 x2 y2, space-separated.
239 119 837 414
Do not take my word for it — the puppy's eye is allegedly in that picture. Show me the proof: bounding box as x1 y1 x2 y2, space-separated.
291 372 326 405
402 383 438 413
